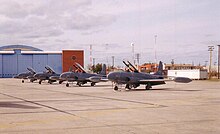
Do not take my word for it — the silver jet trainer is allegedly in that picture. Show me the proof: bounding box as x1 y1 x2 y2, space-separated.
107 61 192 91
60 63 108 87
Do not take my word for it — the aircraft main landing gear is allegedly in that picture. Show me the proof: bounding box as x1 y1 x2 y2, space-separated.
77 82 85 87
114 86 118 91
91 82 96 86
145 83 152 90
22 80 24 83
39 80 42 84
59 81 63 84
125 84 132 90
66 83 69 87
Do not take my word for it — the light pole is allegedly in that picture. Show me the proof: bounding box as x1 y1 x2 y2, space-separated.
154 35 157 64
208 46 214 79
218 45 220 79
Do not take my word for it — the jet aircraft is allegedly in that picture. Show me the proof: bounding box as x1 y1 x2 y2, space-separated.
60 63 108 87
107 61 192 91
13 67 37 83
33 66 61 84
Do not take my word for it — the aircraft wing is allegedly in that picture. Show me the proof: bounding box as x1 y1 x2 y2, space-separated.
87 76 108 82
139 79 167 82
139 77 192 83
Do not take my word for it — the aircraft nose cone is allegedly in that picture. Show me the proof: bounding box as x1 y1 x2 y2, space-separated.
60 72 70 80
107 72 115 81
60 73 67 78
13 75 19 78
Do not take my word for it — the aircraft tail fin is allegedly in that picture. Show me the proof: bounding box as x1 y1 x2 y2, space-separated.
75 62 86 73
154 61 163 75
100 64 106 75
123 61 132 72
45 66 55 74
27 67 36 74
127 61 139 73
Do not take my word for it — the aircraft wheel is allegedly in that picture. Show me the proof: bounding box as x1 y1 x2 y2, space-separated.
77 82 82 87
39 80 42 84
66 83 69 87
114 86 118 91
22 80 24 83
59 81 63 84
125 84 132 89
145 84 152 90
91 82 95 86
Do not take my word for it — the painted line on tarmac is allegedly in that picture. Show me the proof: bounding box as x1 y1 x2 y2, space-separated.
0 92 136 134
29 88 167 108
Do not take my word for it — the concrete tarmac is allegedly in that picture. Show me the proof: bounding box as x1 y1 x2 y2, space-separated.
0 79 220 134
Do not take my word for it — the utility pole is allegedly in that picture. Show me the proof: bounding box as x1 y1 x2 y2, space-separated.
93 58 95 66
89 44 92 67
208 46 214 79
136 53 140 65
105 44 109 66
131 43 135 65
154 35 157 64
112 56 115 68
218 45 220 79
135 53 140 72
154 35 157 71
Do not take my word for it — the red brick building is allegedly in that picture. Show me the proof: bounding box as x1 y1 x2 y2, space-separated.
62 50 84 72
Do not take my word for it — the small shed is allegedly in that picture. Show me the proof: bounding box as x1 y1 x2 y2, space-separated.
167 69 208 80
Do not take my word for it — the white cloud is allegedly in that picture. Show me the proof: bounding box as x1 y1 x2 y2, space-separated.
0 0 220 66
0 0 116 39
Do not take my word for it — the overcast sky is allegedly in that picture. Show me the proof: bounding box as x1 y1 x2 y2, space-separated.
0 0 220 66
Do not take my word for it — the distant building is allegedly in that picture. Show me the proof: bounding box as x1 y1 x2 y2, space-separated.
139 63 158 73
139 62 206 75
164 64 204 70
0 45 84 78
62 50 84 72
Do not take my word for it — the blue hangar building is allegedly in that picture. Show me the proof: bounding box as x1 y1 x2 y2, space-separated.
0 45 62 78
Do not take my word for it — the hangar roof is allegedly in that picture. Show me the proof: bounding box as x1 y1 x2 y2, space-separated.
0 45 42 51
